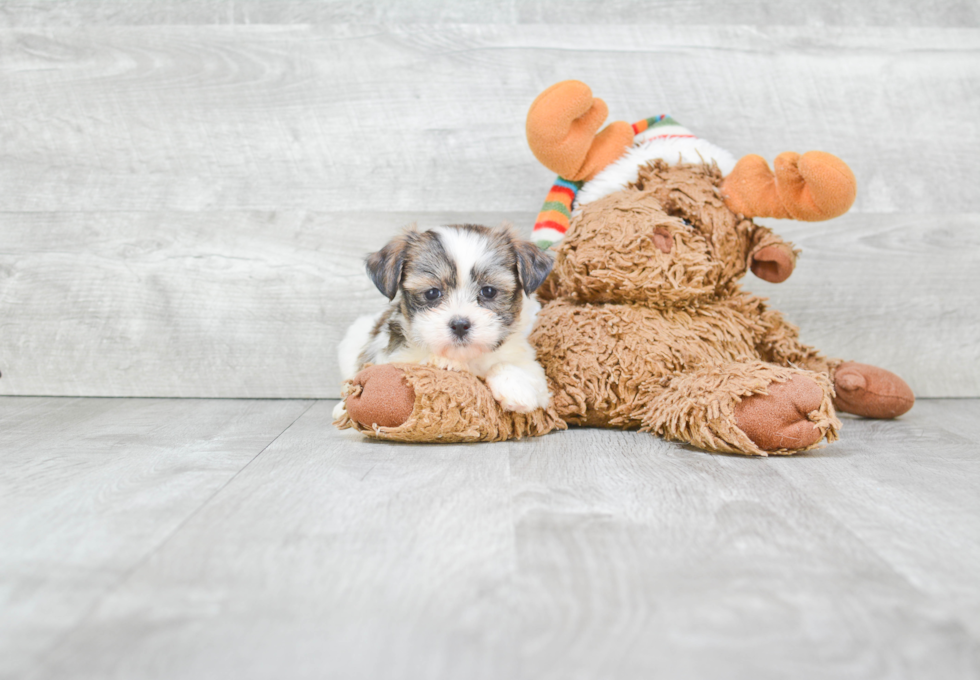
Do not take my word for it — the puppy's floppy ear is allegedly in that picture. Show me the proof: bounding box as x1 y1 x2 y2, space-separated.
513 239 554 295
366 233 411 300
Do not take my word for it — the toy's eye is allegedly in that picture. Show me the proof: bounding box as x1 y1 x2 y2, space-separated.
480 286 497 299
424 288 442 301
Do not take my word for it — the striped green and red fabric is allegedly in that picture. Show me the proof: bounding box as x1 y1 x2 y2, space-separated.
531 177 582 249
632 114 671 136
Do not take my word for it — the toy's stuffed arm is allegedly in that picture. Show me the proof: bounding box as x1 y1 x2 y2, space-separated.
746 224 799 284
722 151 857 222
335 363 565 443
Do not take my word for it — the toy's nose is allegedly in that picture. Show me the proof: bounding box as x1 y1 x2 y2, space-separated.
449 317 471 339
653 227 673 254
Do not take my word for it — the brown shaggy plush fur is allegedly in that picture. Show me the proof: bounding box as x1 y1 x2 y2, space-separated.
522 162 842 454
337 159 913 455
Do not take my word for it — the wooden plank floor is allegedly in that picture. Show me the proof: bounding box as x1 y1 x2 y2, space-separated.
2 397 978 679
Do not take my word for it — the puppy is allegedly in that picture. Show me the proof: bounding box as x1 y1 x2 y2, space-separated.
335 224 554 419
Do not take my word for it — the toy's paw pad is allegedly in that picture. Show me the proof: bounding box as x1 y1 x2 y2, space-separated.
345 364 415 429
834 362 914 419
735 375 825 451
486 364 550 414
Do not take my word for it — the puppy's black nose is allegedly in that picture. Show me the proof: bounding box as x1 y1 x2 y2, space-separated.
449 317 471 339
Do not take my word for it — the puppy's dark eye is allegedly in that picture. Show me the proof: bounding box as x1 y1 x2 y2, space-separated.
480 286 497 299
424 288 442 301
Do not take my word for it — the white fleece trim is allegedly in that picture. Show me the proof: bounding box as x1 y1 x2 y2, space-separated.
530 226 565 246
575 137 738 209
634 123 693 145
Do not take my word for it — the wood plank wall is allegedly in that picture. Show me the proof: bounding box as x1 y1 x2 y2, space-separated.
0 2 977 398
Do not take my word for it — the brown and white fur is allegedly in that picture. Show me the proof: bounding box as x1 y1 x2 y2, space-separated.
335 224 554 418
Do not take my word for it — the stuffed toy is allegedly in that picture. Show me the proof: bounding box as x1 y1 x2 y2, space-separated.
334 80 914 455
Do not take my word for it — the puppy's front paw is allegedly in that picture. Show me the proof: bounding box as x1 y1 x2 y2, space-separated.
332 400 347 422
486 363 550 414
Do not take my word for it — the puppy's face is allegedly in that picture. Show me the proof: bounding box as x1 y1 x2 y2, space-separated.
366 224 553 361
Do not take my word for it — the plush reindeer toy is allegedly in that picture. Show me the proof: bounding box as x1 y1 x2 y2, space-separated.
335 80 913 455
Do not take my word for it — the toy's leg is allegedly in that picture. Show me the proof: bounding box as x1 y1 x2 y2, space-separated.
636 361 840 456
755 310 914 419
334 363 565 443
832 362 914 419
754 305 835 373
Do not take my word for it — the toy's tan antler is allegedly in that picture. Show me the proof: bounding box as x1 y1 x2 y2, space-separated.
526 80 634 182
721 151 857 221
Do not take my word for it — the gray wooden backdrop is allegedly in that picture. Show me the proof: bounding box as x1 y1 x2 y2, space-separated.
0 1 977 399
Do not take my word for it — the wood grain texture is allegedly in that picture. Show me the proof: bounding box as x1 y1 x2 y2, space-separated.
0 0 977 27
742 213 980 398
0 21 977 397
0 210 521 398
1 211 976 398
9 397 977 680
26 400 520 680
0 25 978 214
508 406 980 679
0 396 312 680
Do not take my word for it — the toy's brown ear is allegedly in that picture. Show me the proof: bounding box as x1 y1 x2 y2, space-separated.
526 80 634 182
366 231 412 300
514 239 554 295
722 151 857 221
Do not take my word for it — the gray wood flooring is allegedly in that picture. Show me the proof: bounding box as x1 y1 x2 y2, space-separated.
3 396 978 679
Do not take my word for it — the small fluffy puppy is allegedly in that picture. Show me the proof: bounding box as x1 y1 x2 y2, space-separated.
336 224 554 417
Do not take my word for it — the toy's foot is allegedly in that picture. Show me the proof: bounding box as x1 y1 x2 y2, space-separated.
833 362 914 419
734 375 825 451
344 364 416 429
